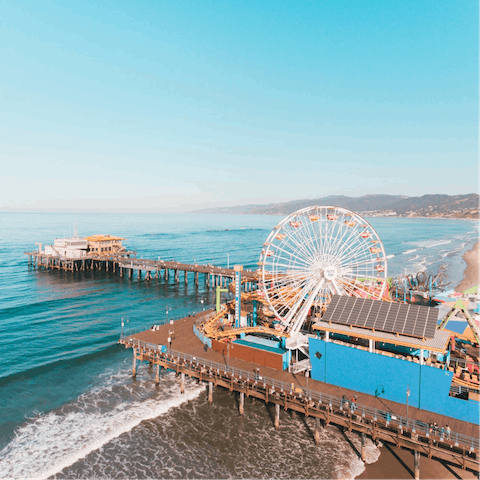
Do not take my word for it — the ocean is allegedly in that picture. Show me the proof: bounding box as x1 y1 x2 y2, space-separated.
0 212 478 479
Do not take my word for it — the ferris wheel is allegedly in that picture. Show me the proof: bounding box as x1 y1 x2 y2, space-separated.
259 206 388 335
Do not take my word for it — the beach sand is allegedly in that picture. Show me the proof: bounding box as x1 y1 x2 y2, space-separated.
356 443 478 480
455 241 479 293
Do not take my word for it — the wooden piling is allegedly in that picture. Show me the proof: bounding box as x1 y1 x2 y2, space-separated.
239 392 245 415
155 364 160 384
361 432 366 461
314 417 321 446
414 450 420 479
180 372 185 394
274 403 280 430
208 381 213 404
132 348 137 377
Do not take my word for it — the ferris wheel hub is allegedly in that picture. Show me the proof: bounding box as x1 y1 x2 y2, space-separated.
323 266 338 281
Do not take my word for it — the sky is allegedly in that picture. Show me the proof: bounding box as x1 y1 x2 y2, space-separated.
1 0 478 212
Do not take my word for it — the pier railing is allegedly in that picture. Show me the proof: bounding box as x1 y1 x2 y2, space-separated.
121 334 479 453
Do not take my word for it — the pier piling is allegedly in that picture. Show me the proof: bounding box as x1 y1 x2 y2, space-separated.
274 403 280 430
414 450 420 479
361 432 366 461
155 364 160 384
180 372 185 394
132 348 137 377
208 381 213 404
239 392 245 415
314 417 321 446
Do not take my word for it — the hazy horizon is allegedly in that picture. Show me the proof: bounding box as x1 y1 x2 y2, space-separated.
1 191 478 214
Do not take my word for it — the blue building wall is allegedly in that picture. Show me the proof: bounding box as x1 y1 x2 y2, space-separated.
309 337 479 424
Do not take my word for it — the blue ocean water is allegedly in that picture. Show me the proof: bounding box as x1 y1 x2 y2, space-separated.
0 213 477 479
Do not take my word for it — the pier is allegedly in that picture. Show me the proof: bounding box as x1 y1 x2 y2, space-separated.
120 311 479 478
25 251 257 290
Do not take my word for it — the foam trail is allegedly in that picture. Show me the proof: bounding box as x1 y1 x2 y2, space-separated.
403 249 417 254
0 380 204 479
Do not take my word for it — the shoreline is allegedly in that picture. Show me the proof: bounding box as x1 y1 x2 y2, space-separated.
455 241 479 293
356 443 478 480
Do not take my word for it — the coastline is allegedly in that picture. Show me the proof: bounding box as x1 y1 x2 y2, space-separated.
356 443 478 480
455 241 479 293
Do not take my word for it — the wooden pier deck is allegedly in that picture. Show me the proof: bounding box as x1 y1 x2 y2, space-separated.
120 311 479 475
25 251 257 287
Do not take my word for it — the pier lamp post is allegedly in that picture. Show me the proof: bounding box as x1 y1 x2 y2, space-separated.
121 317 128 338
406 384 411 428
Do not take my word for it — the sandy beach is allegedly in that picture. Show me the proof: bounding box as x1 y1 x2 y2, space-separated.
455 241 479 293
356 443 478 479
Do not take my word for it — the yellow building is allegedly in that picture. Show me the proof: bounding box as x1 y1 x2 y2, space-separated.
86 235 126 255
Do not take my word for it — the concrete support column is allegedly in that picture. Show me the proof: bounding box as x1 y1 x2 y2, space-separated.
414 450 420 480
239 392 245 415
155 364 160 384
208 381 213 404
369 339 374 353
420 349 424 365
184 271 188 284
132 348 137 377
361 432 366 462
195 271 199 285
274 403 280 430
314 417 321 446
180 372 185 394
129 269 133 278
325 331 329 342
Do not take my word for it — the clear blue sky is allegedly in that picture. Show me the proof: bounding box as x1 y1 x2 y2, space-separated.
1 0 478 212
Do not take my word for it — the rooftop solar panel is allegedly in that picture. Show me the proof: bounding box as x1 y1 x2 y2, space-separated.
322 295 437 338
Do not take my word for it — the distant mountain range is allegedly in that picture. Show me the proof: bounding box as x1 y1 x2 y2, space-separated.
191 194 479 219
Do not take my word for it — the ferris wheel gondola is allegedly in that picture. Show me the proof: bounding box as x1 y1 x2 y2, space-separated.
259 206 388 336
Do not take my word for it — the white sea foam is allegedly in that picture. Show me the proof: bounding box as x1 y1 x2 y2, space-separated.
0 375 204 479
403 249 417 255
386 254 395 259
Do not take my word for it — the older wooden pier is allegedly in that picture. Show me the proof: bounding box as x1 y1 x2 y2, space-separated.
120 311 479 478
25 251 257 289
